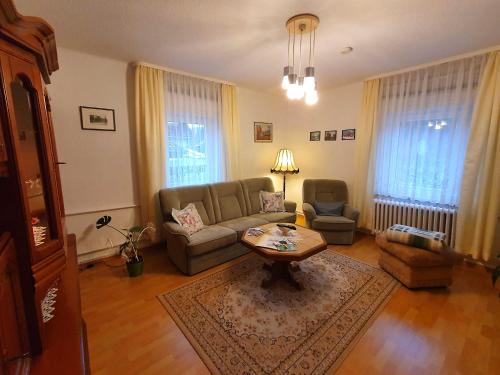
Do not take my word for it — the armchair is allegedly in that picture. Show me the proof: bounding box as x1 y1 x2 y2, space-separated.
302 179 359 244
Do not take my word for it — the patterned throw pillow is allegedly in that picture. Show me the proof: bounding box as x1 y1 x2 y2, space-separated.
259 191 285 213
171 203 205 235
386 224 445 253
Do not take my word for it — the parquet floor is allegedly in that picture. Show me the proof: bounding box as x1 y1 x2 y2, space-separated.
79 234 500 375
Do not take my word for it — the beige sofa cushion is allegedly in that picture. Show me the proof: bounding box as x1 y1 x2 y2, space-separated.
186 225 237 257
219 217 268 239
312 215 355 231
250 212 296 223
159 185 216 225
210 181 248 222
241 177 275 215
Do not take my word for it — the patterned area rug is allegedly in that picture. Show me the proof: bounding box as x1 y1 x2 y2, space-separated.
158 251 399 375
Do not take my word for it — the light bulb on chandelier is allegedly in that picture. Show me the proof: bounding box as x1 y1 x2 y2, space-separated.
303 67 315 93
281 75 289 90
305 89 318 105
296 77 305 99
281 66 292 90
287 73 298 99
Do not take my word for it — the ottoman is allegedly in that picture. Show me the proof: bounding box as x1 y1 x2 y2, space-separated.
376 233 454 288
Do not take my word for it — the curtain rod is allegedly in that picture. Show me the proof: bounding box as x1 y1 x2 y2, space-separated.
132 61 236 86
365 44 500 81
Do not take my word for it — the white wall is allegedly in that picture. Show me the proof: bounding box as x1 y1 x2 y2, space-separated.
237 87 287 189
48 48 140 262
283 82 363 209
238 83 363 210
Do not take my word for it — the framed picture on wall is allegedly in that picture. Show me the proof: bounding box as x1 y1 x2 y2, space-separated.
325 130 337 141
80 106 116 131
342 128 356 140
310 131 321 141
254 122 273 142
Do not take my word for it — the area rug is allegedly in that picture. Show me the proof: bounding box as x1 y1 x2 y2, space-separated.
158 251 399 374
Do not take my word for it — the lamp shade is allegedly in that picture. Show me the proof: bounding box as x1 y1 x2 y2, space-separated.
270 149 299 174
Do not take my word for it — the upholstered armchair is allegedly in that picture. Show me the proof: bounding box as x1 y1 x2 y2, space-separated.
302 179 359 245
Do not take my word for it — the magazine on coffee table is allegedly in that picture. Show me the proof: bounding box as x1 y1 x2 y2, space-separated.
255 235 298 252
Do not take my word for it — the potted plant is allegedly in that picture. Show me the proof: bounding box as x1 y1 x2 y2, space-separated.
95 215 153 277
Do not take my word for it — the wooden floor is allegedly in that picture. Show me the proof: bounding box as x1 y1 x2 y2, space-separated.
79 234 500 375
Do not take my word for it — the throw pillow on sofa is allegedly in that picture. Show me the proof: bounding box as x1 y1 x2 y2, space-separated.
171 203 205 235
259 191 285 213
313 201 344 216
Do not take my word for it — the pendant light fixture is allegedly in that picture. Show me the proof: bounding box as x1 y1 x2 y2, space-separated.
281 14 319 105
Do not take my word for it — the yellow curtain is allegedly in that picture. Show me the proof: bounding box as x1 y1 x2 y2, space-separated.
221 84 241 180
134 65 166 239
352 79 380 230
456 51 500 261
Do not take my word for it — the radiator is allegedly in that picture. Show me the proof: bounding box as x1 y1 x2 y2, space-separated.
373 198 457 248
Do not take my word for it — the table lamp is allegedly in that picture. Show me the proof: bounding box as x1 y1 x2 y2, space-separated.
270 149 299 198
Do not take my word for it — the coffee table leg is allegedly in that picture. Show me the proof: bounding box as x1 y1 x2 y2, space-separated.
285 269 303 290
290 262 301 272
262 261 303 290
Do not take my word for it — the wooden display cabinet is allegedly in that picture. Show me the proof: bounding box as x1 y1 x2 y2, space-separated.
0 125 6 176
0 0 88 373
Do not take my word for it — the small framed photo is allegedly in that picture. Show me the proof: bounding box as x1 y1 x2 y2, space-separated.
342 128 356 140
325 130 337 141
310 131 321 141
80 106 116 131
254 122 273 143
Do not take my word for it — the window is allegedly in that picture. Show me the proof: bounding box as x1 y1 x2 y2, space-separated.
167 122 208 187
374 55 487 206
164 72 226 187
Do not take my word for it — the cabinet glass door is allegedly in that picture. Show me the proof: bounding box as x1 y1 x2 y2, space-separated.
10 77 54 247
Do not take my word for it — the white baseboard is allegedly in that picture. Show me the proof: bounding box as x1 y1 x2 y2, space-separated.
77 246 119 264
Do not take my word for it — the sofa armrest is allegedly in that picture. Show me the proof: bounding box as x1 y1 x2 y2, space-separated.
163 221 190 242
343 204 360 225
302 203 317 227
284 200 297 213
163 221 191 274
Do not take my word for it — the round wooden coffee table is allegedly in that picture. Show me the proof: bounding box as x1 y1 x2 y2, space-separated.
241 223 327 290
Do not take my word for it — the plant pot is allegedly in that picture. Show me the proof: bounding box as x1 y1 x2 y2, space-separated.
126 256 144 277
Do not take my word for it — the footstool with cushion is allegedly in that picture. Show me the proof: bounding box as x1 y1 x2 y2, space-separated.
376 232 455 288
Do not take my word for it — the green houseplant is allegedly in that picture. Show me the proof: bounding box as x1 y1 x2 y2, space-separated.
96 215 153 277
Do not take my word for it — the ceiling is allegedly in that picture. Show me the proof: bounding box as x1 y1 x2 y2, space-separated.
16 0 500 92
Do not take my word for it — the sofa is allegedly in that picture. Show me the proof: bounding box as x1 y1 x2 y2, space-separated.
159 177 297 275
302 179 359 245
